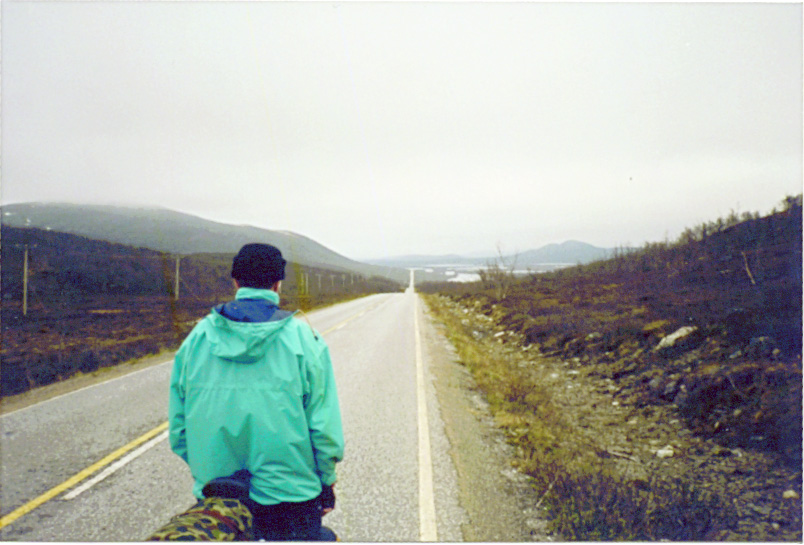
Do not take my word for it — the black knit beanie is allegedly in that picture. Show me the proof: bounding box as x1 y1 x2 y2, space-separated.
231 243 287 288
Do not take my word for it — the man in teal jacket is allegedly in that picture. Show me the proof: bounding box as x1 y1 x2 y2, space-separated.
169 243 344 540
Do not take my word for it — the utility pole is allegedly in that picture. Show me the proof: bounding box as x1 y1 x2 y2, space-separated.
175 256 180 300
14 241 37 317
22 245 29 316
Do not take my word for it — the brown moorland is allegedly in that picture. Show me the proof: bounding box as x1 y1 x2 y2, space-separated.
420 196 802 541
1 227 401 397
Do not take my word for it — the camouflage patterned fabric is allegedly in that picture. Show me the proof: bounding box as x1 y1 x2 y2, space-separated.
147 497 254 541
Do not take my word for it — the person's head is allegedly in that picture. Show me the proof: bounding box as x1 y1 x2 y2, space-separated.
231 243 286 291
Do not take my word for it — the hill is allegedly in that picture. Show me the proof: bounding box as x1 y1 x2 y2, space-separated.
516 240 614 266
1 202 409 283
420 196 802 541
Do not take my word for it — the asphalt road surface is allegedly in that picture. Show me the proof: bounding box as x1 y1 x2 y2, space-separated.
0 284 542 541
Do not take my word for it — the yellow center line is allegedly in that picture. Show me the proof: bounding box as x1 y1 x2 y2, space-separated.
0 300 383 530
316 300 385 336
0 422 169 530
321 312 364 335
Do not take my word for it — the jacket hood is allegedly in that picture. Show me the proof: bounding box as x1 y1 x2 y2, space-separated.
205 288 295 363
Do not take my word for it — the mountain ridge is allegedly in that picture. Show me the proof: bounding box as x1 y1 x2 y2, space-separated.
1 202 410 282
3 203 618 278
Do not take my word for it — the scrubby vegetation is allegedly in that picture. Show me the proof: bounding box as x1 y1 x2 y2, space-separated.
1 227 401 397
420 196 802 541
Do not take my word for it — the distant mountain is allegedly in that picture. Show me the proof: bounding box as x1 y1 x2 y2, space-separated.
516 240 614 267
368 240 615 270
1 203 408 282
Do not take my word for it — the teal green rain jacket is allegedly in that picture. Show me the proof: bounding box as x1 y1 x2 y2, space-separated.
169 288 344 505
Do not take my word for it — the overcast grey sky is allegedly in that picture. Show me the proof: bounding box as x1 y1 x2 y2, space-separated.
3 2 802 259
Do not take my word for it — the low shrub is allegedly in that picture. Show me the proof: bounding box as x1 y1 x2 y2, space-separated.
678 359 803 464
531 461 734 541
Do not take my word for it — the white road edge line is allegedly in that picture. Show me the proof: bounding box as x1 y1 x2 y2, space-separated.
414 295 438 541
62 430 169 500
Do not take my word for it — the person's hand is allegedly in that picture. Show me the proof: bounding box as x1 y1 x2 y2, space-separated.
320 483 336 515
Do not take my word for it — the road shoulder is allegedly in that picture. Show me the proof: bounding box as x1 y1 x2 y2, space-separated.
420 303 554 541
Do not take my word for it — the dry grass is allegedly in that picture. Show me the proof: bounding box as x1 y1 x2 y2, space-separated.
425 294 760 541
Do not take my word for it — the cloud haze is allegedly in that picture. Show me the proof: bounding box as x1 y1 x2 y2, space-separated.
3 2 801 259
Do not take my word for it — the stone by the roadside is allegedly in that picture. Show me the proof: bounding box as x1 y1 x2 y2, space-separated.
654 326 702 355
656 445 675 458
662 380 679 400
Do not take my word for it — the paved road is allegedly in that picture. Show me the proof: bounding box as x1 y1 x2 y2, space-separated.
0 288 467 541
